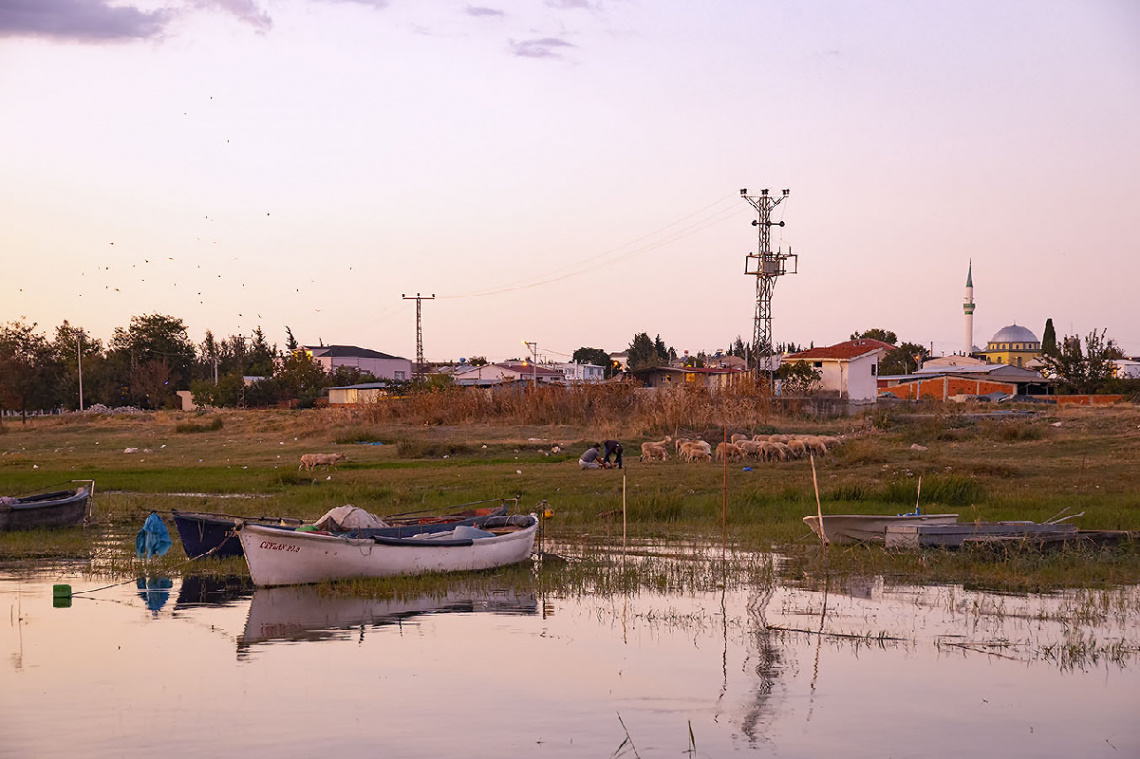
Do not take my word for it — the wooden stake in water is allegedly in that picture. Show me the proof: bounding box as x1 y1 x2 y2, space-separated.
810 454 828 546
622 474 627 548
915 475 922 514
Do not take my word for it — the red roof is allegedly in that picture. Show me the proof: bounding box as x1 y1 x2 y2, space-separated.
787 339 894 361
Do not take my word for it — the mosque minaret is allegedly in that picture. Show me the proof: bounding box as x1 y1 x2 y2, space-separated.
963 261 975 355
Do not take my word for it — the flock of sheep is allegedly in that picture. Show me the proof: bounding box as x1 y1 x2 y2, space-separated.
639 433 844 464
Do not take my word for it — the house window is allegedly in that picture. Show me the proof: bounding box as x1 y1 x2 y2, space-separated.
871 364 877 376
394 371 405 380
813 362 822 368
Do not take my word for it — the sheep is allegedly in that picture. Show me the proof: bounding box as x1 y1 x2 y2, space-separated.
786 440 807 459
762 442 788 462
730 433 750 444
737 440 764 459
640 436 671 462
820 435 841 448
715 442 744 462
768 434 790 444
674 438 691 454
299 452 347 471
751 434 768 443
802 436 828 456
680 441 711 463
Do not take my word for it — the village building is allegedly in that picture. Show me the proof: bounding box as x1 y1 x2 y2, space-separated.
302 345 413 381
628 365 747 391
880 364 1052 401
783 339 893 403
451 362 562 387
549 362 606 383
975 325 1042 367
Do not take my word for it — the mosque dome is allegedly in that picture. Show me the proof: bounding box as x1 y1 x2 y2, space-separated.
989 324 1039 344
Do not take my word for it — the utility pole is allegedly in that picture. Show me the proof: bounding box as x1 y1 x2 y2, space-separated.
523 341 538 388
77 336 84 412
402 292 435 379
741 188 796 380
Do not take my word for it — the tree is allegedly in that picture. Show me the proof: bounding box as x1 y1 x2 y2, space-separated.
246 326 277 377
1042 319 1058 357
880 342 931 376
110 313 196 407
52 321 105 411
627 332 659 371
273 350 327 407
1041 328 1121 394
777 361 822 395
466 356 488 367
730 335 747 359
653 334 671 364
284 326 298 352
572 347 616 378
850 328 898 345
0 321 64 423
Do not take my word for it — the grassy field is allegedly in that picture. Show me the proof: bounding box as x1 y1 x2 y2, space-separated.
1 402 1137 589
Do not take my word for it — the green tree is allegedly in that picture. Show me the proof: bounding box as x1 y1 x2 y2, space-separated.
730 335 747 359
52 321 106 411
880 342 931 375
247 327 277 377
466 356 488 367
572 347 615 378
850 328 898 345
627 332 659 371
1041 328 1121 394
274 350 327 407
777 360 822 395
110 313 196 407
653 334 671 364
284 326 298 352
1042 319 1058 357
0 321 64 423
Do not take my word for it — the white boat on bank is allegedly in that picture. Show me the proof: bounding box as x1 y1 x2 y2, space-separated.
803 513 959 545
238 514 539 587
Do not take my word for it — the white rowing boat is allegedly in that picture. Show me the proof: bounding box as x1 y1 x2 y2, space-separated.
803 513 959 545
238 514 539 587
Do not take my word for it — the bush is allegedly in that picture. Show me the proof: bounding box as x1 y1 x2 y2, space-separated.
175 417 223 434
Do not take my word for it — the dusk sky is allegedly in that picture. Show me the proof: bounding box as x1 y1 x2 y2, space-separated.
3 0 1138 363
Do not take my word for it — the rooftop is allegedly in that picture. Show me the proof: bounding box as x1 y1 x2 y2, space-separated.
787 339 895 361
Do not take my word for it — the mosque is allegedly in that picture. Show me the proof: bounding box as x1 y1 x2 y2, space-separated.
961 262 1043 368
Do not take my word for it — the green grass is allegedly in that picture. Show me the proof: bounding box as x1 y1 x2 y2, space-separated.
1 405 1138 589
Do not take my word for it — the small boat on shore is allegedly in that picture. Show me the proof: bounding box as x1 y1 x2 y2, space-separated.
173 501 511 558
238 514 539 587
803 512 959 545
884 521 1079 549
0 486 92 531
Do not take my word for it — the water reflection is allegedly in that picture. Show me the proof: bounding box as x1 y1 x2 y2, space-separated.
174 574 254 609
238 584 539 650
135 576 173 614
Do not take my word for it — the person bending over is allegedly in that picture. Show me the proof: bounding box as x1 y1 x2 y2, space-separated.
603 440 623 469
579 443 604 470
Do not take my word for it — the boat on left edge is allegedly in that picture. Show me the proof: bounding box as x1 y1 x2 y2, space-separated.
238 514 540 587
0 485 92 531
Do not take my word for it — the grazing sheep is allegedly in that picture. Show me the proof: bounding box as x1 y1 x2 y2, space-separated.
730 433 750 444
820 436 841 448
737 440 764 459
751 434 768 442
803 436 828 456
674 438 691 454
299 452 347 471
767 434 789 444
640 436 671 462
787 440 807 459
766 437 793 460
715 442 744 462
680 441 712 463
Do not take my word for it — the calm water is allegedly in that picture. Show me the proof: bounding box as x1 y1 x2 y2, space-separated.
2 545 1138 758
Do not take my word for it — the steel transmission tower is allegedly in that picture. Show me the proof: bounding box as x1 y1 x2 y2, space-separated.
741 188 796 375
401 292 435 379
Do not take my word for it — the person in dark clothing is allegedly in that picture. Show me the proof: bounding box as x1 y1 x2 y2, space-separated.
603 440 623 469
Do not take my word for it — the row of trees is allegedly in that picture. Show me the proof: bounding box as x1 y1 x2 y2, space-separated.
0 315 380 420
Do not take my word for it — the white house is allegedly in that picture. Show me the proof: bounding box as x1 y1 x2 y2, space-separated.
451 362 563 387
784 339 893 402
1111 359 1140 379
551 362 605 383
302 345 412 381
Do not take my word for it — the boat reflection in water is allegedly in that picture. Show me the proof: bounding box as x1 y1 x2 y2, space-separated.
238 584 538 650
174 574 255 610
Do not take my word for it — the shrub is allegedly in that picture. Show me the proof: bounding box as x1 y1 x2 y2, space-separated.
175 417 223 434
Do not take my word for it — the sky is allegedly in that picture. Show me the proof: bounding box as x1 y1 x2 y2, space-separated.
2 0 1138 364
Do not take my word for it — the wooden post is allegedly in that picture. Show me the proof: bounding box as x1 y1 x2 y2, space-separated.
810 454 827 545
